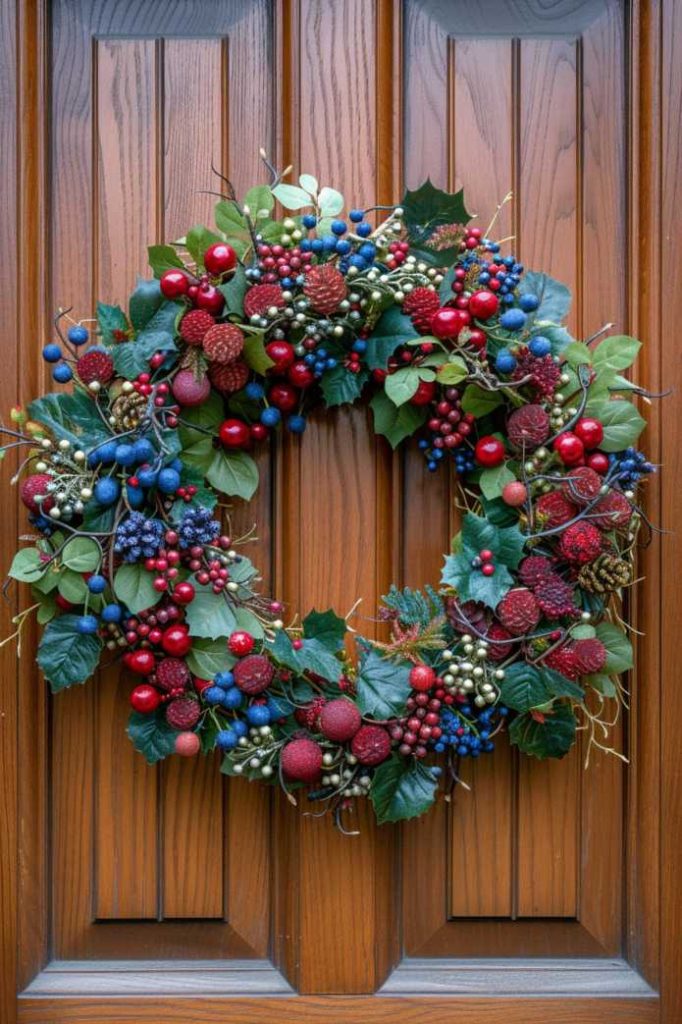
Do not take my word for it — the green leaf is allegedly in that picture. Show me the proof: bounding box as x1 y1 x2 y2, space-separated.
370 756 439 824
356 650 411 719
127 709 178 764
587 673 617 697
37 614 102 692
370 391 427 448
128 276 164 332
509 705 577 759
8 548 47 582
28 391 111 447
563 341 592 367
462 513 526 569
499 663 553 712
266 630 341 683
97 302 128 343
441 512 525 608
541 666 585 700
461 384 503 418
178 436 214 474
242 332 274 375
219 265 249 316
401 178 471 251
441 554 510 606
184 224 223 267
320 365 369 407
111 330 176 380
519 271 571 324
205 449 259 500
184 585 238 640
385 366 434 407
147 244 185 278
272 183 313 210
61 537 101 573
318 186 344 216
586 399 646 452
436 357 468 385
531 324 573 356
592 335 641 376
233 606 265 640
57 569 88 603
298 174 318 195
303 609 347 652
479 463 516 501
113 563 161 615
382 584 443 628
244 185 275 218
36 592 57 625
365 307 418 371
214 200 249 237
178 390 225 442
186 638 236 680
595 621 634 673
82 502 117 534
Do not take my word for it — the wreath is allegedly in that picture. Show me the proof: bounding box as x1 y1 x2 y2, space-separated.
2 156 655 832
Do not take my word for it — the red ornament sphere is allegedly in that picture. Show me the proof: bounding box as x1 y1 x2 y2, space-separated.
265 340 296 373
160 269 189 299
553 431 585 466
474 435 506 467
203 242 237 276
586 451 610 475
173 582 196 605
194 284 225 315
430 306 471 340
468 289 499 320
219 418 251 449
228 630 255 657
287 361 315 389
409 379 437 406
269 382 299 413
130 684 161 713
573 417 604 450
126 649 156 676
502 480 528 507
161 625 192 658
175 731 201 757
409 663 437 692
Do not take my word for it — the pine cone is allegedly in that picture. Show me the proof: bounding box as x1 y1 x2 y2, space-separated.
402 287 440 333
303 264 347 314
110 391 147 430
243 283 285 319
577 553 632 594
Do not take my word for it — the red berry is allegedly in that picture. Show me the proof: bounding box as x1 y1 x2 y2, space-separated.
173 582 196 605
409 379 437 406
194 284 225 314
479 549 493 562
251 423 268 441
175 731 201 756
467 327 487 350
130 684 161 713
281 738 323 782
55 594 74 611
553 431 585 466
410 663 436 692
160 269 189 299
350 725 391 766
468 289 499 320
219 418 251 449
481 563 496 577
265 340 295 372
161 625 192 657
228 630 255 656
203 242 237 276
586 451 610 475
269 382 299 412
126 649 156 676
574 417 604 450
474 435 506 467
287 361 315 389
502 480 528 506
430 307 471 340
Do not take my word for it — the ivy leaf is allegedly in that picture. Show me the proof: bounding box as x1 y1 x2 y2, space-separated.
37 614 103 693
184 224 223 267
436 357 468 385
365 307 418 371
401 179 472 250
479 463 516 500
244 185 275 218
592 335 641 376
147 244 185 278
461 385 503 418
303 609 347 652
595 621 634 673
499 663 552 712
127 709 178 764
370 755 439 824
128 276 164 332
113 564 162 615
320 365 368 407
509 704 576 759
318 187 344 216
97 302 128 343
586 399 646 452
8 548 47 582
356 650 411 718
385 366 434 407
61 537 102 573
219 266 249 316
272 183 313 210
186 638 236 680
111 331 177 380
519 271 571 324
370 391 426 449
184 584 238 640
205 449 259 500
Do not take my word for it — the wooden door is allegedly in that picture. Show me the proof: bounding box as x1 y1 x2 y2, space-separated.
0 0 680 1021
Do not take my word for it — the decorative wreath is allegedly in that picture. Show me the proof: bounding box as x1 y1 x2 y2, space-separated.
2 155 655 832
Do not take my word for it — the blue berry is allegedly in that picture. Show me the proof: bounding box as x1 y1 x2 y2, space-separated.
500 308 527 331
42 344 62 363
519 293 539 312
529 335 551 358
101 604 122 623
137 466 158 488
358 242 376 260
87 574 106 594
126 483 145 509
331 219 347 235
245 381 264 400
93 477 120 506
177 506 220 549
223 688 243 710
349 209 364 223
348 254 367 269
133 438 155 464
76 614 99 635
247 704 271 726
88 440 118 466
53 363 73 383
260 407 281 427
321 236 336 252
495 350 517 374
214 671 235 690
311 238 324 254
356 222 372 237
233 720 248 737
204 686 225 706
287 414 307 434
352 339 367 354
335 239 351 255
114 443 136 467
216 729 237 751
113 511 164 561
302 214 317 229
67 325 89 345
157 467 180 494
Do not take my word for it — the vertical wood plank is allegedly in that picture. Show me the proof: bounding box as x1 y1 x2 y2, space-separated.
93 37 160 922
516 37 579 917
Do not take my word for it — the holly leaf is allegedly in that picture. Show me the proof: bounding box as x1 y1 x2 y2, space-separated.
113 564 162 615
111 331 177 380
509 704 576 759
401 179 472 250
519 271 571 324
37 614 102 692
147 244 186 278
184 584 238 640
595 621 634 673
585 399 646 452
61 537 101 573
8 548 47 583
370 391 427 448
186 638 236 679
320 365 369 407
479 463 516 500
442 551 514 608
462 512 526 569
205 449 259 500
461 385 503 418
356 649 411 719
267 630 342 683
97 302 128 343
365 307 418 371
219 266 249 316
303 609 347 652
370 755 440 824
127 709 178 764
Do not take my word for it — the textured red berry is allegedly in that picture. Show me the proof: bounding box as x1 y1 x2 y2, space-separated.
507 405 550 449
294 696 327 730
155 657 190 692
244 283 285 319
319 698 362 742
402 286 441 333
228 630 255 656
502 481 528 507
180 309 215 346
518 555 554 588
209 359 250 395
76 349 115 385
496 588 541 635
303 264 347 314
561 466 604 507
572 638 607 674
536 491 578 529
203 242 237 275
281 737 323 782
232 653 274 695
544 643 581 680
130 684 161 713
166 696 201 730
558 522 603 565
486 622 515 661
350 724 392 766
175 731 201 756
590 490 633 530
20 473 54 514
534 575 578 619
202 322 244 364
474 435 506 467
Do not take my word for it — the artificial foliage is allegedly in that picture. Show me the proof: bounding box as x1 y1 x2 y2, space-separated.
1 155 656 832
